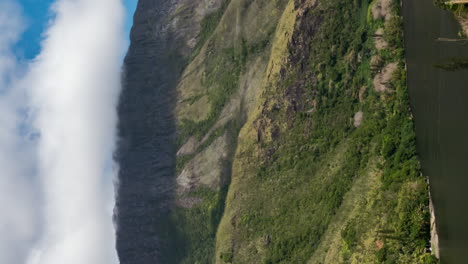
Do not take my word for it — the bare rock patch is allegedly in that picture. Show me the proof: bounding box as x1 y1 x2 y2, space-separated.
354 111 364 127
176 132 229 194
373 62 397 93
374 28 388 50
177 136 199 156
372 0 393 21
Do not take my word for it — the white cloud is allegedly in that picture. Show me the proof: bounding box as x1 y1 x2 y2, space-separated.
0 0 125 263
24 0 125 263
0 2 40 264
0 95 40 264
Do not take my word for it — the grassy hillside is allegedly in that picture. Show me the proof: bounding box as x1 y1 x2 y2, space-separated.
161 0 437 263
214 0 437 263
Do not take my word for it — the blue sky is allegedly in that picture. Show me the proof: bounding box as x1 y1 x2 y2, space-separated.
15 0 137 60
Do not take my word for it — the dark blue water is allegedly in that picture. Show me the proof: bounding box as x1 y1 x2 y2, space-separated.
403 1 468 263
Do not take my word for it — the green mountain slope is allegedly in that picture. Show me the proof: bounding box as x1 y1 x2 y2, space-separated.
123 0 438 263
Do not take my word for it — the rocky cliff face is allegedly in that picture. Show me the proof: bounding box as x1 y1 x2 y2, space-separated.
115 0 436 263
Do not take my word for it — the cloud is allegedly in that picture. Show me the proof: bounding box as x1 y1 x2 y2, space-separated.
24 0 125 263
0 0 24 88
0 0 125 263
0 93 40 264
0 2 40 264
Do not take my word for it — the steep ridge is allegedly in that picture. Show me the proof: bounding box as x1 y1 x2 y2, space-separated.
115 0 225 263
116 0 437 263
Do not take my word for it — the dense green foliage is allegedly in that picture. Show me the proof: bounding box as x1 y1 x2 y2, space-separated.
174 187 229 264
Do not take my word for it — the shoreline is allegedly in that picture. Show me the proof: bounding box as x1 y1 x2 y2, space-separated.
401 0 440 259
429 188 440 259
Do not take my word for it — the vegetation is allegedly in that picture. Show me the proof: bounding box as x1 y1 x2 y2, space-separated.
165 0 290 263
164 0 437 262
435 57 468 70
434 0 468 9
435 0 468 14
215 0 437 263
192 0 231 59
177 17 275 148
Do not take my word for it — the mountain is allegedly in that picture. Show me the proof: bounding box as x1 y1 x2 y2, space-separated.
115 0 437 263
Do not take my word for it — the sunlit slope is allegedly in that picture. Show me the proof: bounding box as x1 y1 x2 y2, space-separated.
163 0 291 263
211 0 436 263
119 0 437 262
